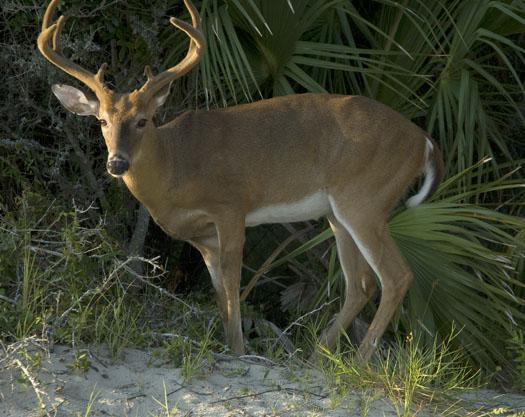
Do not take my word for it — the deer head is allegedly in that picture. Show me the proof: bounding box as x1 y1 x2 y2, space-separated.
37 0 205 177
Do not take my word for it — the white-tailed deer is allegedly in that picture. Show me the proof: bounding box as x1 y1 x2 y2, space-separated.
38 0 443 360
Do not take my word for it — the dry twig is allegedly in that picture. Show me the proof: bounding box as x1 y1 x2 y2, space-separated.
240 226 312 302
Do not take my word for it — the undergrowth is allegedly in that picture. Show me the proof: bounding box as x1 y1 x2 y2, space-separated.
0 191 217 358
0 190 523 416
316 331 484 416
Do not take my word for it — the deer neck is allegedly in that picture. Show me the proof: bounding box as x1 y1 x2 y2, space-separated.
122 128 171 214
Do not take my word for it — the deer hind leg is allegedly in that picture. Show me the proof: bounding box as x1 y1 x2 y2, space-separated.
328 196 413 361
320 215 377 352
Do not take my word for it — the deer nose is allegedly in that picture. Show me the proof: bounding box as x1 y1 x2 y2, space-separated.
107 156 129 176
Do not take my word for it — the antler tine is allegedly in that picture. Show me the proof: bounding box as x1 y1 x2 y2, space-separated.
52 15 64 51
140 0 206 99
42 0 58 30
37 0 109 99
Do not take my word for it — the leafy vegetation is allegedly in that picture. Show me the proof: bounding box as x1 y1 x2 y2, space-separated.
0 0 523 398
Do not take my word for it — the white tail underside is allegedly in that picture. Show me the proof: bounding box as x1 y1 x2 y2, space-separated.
405 137 435 208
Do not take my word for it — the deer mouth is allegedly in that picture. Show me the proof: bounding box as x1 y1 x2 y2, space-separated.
107 156 129 177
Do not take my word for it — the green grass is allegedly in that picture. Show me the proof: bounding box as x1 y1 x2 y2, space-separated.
163 325 217 383
316 329 483 417
78 387 100 417
151 381 182 417
507 330 525 391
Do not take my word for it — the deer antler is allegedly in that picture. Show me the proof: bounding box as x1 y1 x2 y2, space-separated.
140 0 206 100
37 0 109 99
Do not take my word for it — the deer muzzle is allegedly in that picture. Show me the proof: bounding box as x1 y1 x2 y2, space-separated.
107 155 129 177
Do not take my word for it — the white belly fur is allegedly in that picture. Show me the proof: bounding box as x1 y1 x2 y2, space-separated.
246 191 330 226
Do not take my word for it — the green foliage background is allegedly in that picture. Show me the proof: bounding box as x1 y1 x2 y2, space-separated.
0 0 524 385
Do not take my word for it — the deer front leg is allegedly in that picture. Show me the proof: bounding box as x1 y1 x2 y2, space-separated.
191 217 246 355
215 218 246 355
191 236 228 332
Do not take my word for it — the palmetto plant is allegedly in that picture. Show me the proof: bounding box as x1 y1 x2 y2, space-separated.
157 0 524 371
391 163 524 369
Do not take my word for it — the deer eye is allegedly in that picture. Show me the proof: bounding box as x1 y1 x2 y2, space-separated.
137 119 148 128
99 119 108 127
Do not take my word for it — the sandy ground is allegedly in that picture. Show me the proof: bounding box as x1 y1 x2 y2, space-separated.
1 345 524 417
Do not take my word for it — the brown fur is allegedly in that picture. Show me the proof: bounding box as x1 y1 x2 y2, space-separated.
38 0 444 360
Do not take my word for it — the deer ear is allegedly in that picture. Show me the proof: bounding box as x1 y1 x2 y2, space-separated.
152 82 173 109
52 84 99 116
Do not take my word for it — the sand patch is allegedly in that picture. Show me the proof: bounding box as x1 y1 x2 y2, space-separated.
1 344 524 417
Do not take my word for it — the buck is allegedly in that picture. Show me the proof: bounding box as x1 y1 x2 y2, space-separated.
38 0 443 360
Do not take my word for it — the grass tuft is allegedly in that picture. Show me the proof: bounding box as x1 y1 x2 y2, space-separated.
316 329 482 416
